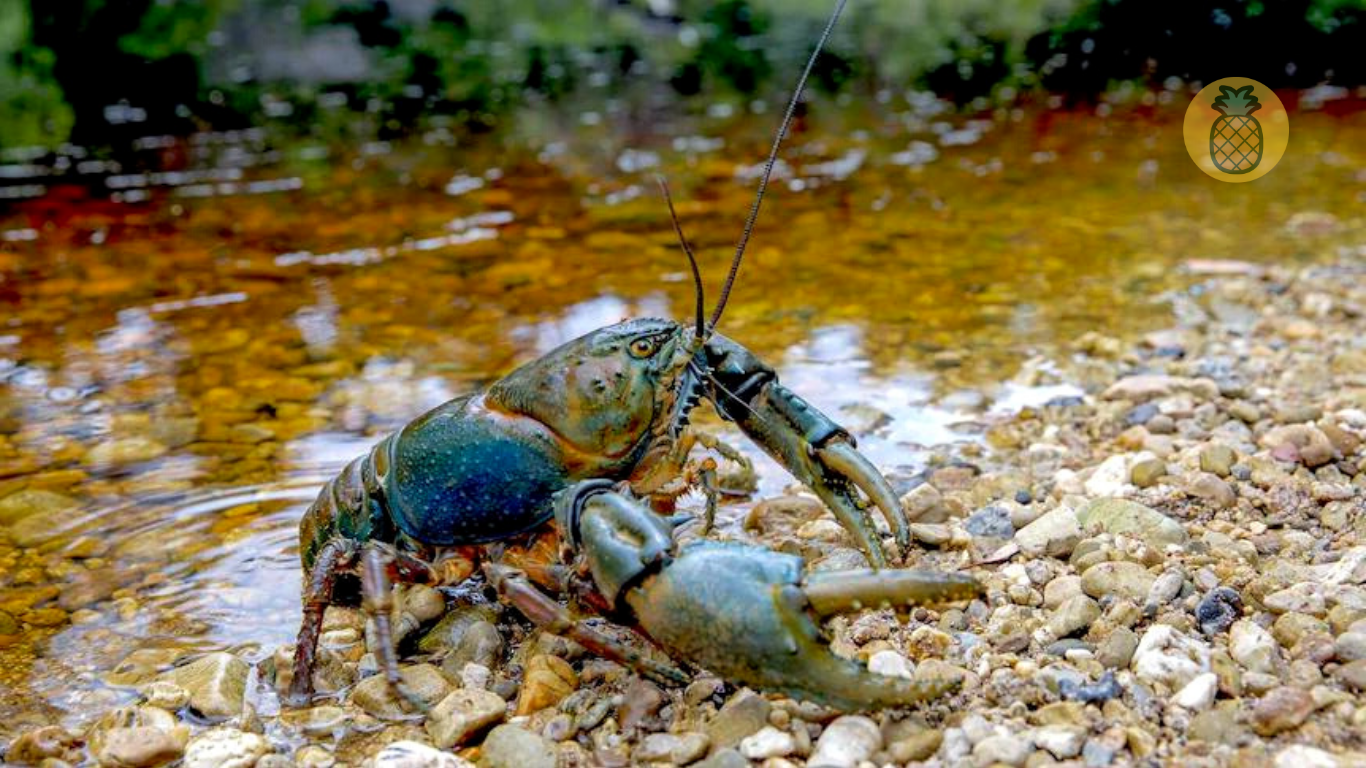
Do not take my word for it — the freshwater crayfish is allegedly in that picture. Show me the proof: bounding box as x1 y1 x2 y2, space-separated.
288 0 983 712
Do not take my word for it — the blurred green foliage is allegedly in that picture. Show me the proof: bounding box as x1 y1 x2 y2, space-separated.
0 3 72 148
3 0 1366 152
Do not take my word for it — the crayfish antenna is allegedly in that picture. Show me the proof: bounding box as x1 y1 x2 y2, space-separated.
656 175 707 342
706 0 849 336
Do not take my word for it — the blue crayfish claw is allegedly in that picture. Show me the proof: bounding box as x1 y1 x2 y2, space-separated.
702 333 910 568
559 481 983 711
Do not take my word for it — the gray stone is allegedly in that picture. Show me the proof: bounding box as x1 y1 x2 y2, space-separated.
1077 498 1188 548
964 505 1014 539
705 691 770 752
480 725 556 768
424 688 507 748
1049 595 1101 638
1081 562 1157 602
1015 508 1083 558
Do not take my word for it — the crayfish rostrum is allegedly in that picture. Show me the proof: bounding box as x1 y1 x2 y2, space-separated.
288 0 982 712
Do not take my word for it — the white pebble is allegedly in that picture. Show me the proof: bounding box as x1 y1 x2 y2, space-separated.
1172 672 1218 711
739 726 796 760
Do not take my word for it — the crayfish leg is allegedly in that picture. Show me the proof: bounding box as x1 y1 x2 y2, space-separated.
359 543 457 716
288 537 359 706
483 562 689 687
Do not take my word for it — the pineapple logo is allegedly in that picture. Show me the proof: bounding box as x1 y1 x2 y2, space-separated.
1183 77 1289 183
1210 86 1262 174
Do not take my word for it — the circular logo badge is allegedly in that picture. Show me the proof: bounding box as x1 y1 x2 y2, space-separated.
1184 77 1289 182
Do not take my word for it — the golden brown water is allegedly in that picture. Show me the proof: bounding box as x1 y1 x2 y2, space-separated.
1 96 1364 732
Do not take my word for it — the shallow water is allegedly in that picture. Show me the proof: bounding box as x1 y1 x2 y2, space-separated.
2 94 1365 732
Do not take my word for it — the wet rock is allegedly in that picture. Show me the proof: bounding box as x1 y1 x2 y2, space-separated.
5 725 82 764
279 705 348 736
0 488 79 526
1077 498 1187 548
138 680 190 711
350 663 453 718
1081 561 1157 602
739 726 796 760
516 654 578 716
1230 619 1281 675
808 715 881 768
886 728 941 763
87 437 169 468
616 677 664 730
1250 686 1315 735
368 741 474 768
425 687 507 748
635 732 710 765
1196 588 1243 635
159 652 248 719
94 726 188 767
439 620 504 675
1015 508 1083 558
481 724 556 768
705 691 770 752
181 728 268 768
745 495 829 534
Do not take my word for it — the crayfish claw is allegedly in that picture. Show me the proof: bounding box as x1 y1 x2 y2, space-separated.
802 568 983 618
816 440 911 559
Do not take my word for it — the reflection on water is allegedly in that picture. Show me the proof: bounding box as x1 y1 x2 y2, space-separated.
2 95 1365 729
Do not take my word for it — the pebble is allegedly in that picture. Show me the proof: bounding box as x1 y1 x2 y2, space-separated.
87 436 170 467
5 725 82 764
1185 472 1236 508
1199 444 1237 477
424 688 507 748
1336 659 1366 690
1132 625 1207 690
1196 587 1243 635
1031 725 1086 759
515 654 578 716
1260 424 1336 467
1230 619 1281 675
158 652 248 719
807 715 881 768
349 663 452 718
635 732 710 764
1015 507 1083 558
972 733 1033 767
0 489 79 525
1097 626 1138 668
705 691 770 751
94 725 189 768
964 505 1014 539
739 726 796 760
181 727 268 768
1076 498 1187 548
1172 672 1218 710
480 724 557 768
867 649 914 679
1081 561 1157 602
616 677 664 729
1273 745 1344 768
1048 594 1100 638
1251 686 1315 735
368 740 474 768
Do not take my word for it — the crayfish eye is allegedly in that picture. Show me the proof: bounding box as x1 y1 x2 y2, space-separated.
629 337 659 358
